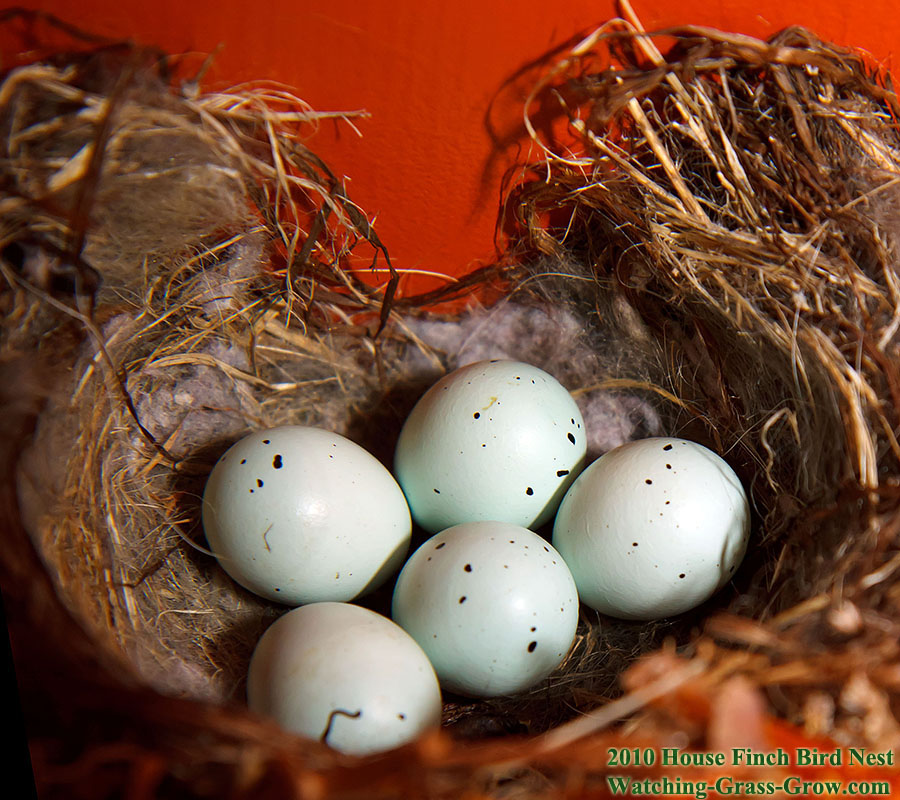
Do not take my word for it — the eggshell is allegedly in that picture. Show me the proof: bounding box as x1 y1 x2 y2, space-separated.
247 602 442 755
394 360 586 532
392 521 579 698
552 437 750 620
202 426 411 605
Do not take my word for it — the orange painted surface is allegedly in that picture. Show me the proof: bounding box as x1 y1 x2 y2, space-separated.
1 1 898 296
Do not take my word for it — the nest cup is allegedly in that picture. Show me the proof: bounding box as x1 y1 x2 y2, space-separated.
4 11 900 798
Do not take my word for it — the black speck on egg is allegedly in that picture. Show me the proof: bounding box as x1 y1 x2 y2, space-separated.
459 596 467 604
473 412 480 419
570 418 575 424
262 439 270 445
240 459 246 465
567 433 576 444
556 469 569 477
433 488 441 494
633 542 639 547
525 487 533 496
435 542 446 550
398 713 406 720
666 464 672 469
679 573 686 578
645 479 652 485
273 454 283 469
663 444 673 451
464 564 472 572
257 479 264 488
527 641 537 653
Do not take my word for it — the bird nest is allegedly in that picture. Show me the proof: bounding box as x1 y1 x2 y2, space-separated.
3 7 900 799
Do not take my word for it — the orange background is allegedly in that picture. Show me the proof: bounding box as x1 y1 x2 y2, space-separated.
2 1 898 295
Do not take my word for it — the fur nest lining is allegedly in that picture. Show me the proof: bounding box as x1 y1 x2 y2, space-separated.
3 7 900 798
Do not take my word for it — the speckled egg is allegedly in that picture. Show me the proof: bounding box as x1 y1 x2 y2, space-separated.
552 437 750 620
394 360 586 532
202 426 411 605
392 521 579 698
247 602 442 755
